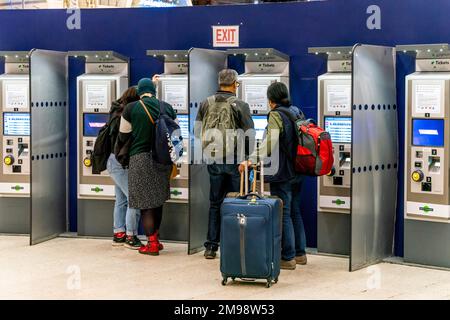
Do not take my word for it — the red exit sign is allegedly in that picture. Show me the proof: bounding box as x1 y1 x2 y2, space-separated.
212 25 240 47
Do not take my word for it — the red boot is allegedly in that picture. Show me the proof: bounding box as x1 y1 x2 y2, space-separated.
138 233 159 256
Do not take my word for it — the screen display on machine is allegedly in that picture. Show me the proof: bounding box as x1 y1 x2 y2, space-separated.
3 112 30 136
245 84 269 111
324 117 352 144
412 119 445 147
177 114 189 139
253 115 268 140
83 113 109 137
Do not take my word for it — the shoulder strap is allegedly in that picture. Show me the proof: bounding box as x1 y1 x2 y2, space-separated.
274 106 298 123
226 95 237 104
271 107 297 162
207 95 216 107
158 100 166 116
139 100 155 125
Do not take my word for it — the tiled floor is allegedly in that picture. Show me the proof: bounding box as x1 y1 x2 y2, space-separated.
1 235 450 300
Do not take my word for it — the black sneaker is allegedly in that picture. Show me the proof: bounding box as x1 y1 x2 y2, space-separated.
125 235 143 250
204 247 217 259
112 232 126 247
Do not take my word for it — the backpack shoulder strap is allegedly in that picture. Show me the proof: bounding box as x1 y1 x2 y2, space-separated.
274 106 298 123
139 100 155 125
226 95 237 104
158 100 167 116
207 95 216 107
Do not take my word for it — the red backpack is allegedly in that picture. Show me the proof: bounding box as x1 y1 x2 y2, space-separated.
294 119 334 176
275 107 334 177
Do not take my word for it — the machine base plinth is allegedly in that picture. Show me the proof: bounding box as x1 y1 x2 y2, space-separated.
0 197 29 234
77 199 114 237
405 219 450 268
160 201 189 242
318 211 350 256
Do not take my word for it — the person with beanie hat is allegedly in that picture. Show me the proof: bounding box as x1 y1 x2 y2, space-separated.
117 77 177 256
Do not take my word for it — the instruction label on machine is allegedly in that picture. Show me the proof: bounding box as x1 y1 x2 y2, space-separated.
164 83 187 111
245 84 268 112
5 83 28 109
415 84 442 114
327 84 351 113
85 84 109 110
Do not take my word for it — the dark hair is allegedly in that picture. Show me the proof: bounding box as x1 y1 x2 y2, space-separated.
267 82 290 107
118 86 139 106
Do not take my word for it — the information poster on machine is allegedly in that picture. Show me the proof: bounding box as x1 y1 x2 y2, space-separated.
415 84 442 114
85 84 109 110
327 84 351 113
4 83 28 109
164 84 187 111
245 84 268 111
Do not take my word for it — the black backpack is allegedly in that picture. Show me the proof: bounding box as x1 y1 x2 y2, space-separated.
91 115 120 174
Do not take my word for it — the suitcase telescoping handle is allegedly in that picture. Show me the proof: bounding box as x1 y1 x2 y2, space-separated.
239 161 264 198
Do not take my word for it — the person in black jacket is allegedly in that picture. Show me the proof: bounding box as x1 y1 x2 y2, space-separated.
241 82 307 270
107 87 141 249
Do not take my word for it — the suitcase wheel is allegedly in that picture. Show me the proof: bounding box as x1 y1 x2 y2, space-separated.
274 277 279 284
266 279 272 288
232 277 236 281
222 277 228 286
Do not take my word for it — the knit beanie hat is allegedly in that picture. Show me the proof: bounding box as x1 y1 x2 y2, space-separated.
137 78 156 96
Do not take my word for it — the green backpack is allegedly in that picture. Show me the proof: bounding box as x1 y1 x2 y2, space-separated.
201 95 239 159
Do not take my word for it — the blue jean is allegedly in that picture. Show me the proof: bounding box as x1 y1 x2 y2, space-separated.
205 164 241 251
270 176 307 260
107 154 140 236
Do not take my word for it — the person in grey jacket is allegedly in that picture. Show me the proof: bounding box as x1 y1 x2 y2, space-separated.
196 69 254 259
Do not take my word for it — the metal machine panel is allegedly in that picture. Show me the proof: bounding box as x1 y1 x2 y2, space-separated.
29 49 68 245
188 48 227 254
350 45 398 271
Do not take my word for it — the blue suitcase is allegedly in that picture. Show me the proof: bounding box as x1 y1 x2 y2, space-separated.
220 164 282 288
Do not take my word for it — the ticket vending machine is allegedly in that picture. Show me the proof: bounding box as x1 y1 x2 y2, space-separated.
399 44 450 268
70 51 129 236
147 50 189 241
228 48 289 194
309 47 353 255
0 52 30 233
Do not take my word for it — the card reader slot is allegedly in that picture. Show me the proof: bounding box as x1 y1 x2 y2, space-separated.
18 143 29 158
428 156 440 173
339 152 351 169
